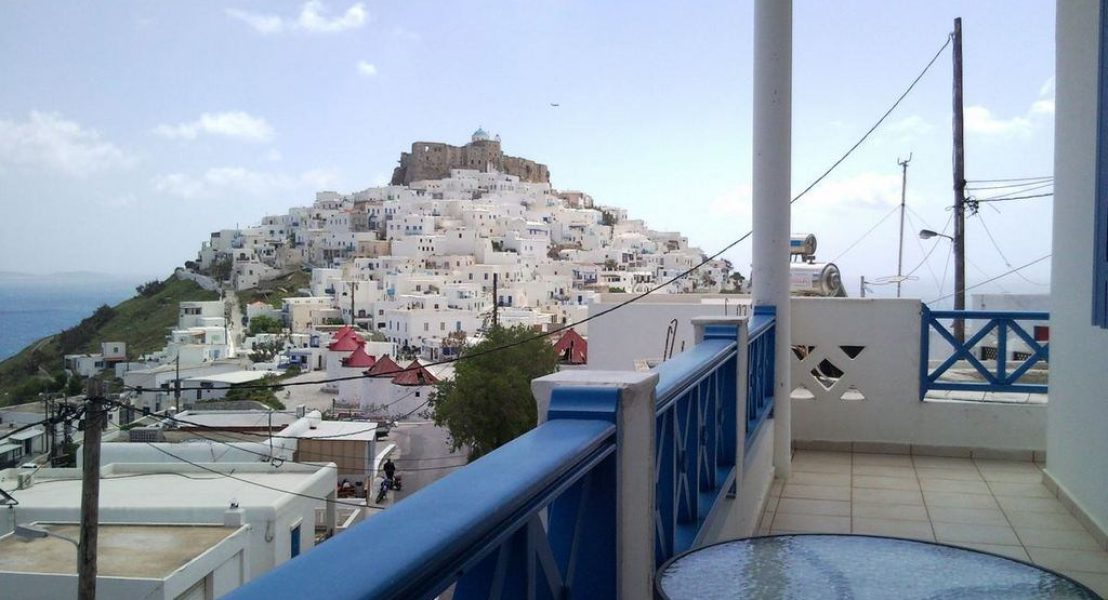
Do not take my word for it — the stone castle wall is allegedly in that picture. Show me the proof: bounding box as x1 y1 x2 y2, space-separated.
391 139 550 185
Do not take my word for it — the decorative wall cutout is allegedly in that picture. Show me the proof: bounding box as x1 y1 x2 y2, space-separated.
791 342 869 402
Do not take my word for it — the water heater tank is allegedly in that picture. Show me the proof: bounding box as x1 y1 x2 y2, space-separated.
790 234 817 256
790 262 847 297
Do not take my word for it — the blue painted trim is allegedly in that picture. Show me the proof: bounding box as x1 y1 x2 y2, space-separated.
654 339 737 411
548 386 620 423
928 310 1048 320
1096 0 1108 328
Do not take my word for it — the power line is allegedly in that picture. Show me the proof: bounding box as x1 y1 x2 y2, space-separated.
965 179 1053 191
927 254 1052 304
972 182 1053 202
122 33 955 396
975 213 1048 287
903 210 950 290
975 192 1054 204
965 176 1053 184
829 205 901 263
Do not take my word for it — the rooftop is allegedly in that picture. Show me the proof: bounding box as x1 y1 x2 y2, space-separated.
291 420 377 442
172 410 298 430
0 523 243 579
184 370 280 385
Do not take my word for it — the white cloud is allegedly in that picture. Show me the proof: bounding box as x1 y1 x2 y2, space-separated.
298 1 366 33
1039 76 1055 99
265 148 283 162
0 111 136 176
152 166 339 199
964 105 1033 137
1030 99 1055 116
225 8 285 34
226 2 366 35
709 183 752 218
356 60 378 77
710 172 902 219
153 111 274 143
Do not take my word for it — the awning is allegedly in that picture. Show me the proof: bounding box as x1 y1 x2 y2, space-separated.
8 427 44 441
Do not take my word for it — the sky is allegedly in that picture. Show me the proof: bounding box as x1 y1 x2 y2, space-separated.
0 1 1056 302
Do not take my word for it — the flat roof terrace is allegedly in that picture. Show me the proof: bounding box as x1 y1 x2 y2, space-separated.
0 523 241 578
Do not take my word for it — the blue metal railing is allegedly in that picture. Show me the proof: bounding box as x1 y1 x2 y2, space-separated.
228 309 781 599
920 307 1049 399
226 387 619 600
746 306 776 447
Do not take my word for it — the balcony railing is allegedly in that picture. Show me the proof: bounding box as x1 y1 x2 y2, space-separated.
920 307 1049 398
226 310 777 600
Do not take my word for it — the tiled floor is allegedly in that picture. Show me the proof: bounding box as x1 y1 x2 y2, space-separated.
758 450 1108 597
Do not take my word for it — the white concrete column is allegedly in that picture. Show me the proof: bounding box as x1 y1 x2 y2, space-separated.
532 370 658 600
753 0 793 478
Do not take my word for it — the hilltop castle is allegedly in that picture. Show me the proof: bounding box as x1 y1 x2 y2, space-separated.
390 128 551 185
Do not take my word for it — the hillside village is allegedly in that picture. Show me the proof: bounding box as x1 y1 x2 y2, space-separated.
45 131 737 420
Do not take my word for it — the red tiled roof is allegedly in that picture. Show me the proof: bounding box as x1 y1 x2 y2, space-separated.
392 360 439 386
365 355 402 377
328 333 362 351
342 342 376 368
553 328 588 365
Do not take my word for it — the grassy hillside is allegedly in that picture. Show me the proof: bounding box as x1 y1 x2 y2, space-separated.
239 269 310 308
0 276 218 406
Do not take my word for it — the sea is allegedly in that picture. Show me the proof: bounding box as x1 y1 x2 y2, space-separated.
0 273 144 361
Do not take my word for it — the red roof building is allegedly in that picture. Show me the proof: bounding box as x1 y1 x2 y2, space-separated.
365 355 402 377
327 327 363 351
391 361 440 386
342 342 377 368
553 329 588 365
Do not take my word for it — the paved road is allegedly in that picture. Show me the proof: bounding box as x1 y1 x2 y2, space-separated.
390 422 468 502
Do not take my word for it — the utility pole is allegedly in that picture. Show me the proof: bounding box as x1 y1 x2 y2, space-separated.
952 17 967 341
860 276 867 298
491 273 499 329
174 352 181 413
79 379 105 600
896 154 913 298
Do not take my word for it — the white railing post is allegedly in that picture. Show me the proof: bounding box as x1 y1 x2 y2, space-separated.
753 0 793 479
532 370 658 600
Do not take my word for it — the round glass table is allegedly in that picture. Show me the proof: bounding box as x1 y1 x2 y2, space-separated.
656 534 1101 599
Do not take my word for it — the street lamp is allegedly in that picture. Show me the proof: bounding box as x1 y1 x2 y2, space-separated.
14 523 79 548
919 229 966 342
919 229 954 241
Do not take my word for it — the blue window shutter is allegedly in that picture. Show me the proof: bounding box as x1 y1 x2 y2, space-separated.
1096 0 1108 328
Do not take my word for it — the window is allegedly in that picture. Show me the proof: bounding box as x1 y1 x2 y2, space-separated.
290 523 301 558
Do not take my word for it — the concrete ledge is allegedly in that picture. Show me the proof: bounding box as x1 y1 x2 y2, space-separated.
1042 469 1108 552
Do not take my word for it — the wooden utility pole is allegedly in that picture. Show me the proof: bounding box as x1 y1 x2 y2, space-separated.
79 380 105 600
952 18 967 341
896 154 913 298
174 352 181 413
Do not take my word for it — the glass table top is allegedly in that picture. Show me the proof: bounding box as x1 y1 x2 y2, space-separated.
657 534 1101 600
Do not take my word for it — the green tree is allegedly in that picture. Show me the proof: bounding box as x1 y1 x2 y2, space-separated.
430 325 558 459
249 315 283 335
600 210 617 226
65 375 83 397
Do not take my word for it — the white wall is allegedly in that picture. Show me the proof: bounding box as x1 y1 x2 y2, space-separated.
1047 0 1108 533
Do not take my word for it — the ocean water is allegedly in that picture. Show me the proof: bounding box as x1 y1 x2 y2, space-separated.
0 275 142 361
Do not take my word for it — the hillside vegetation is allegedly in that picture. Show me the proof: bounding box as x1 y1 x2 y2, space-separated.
238 269 310 309
0 277 218 407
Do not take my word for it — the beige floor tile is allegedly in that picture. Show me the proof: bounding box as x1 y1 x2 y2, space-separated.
1017 527 1103 551
914 467 983 481
1060 570 1108 598
1025 547 1108 574
793 450 852 463
923 491 999 509
912 455 976 469
996 495 1069 514
852 517 935 541
776 497 851 517
792 459 852 474
853 487 924 506
927 505 1010 526
788 471 851 487
759 510 775 531
977 464 1044 483
1004 510 1087 532
952 542 1031 562
851 464 916 478
781 484 850 502
853 475 921 491
919 478 992 495
769 478 784 497
985 481 1055 498
852 502 930 522
933 521 1021 545
770 513 851 534
853 453 913 467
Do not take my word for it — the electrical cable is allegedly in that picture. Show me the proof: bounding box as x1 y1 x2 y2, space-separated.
927 254 1052 304
974 192 1054 204
972 182 1053 202
965 176 1053 184
975 213 1048 287
903 210 948 291
965 179 1053 192
829 205 901 264
120 32 955 396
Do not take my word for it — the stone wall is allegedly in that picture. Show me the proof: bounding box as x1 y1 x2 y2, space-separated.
391 139 550 185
